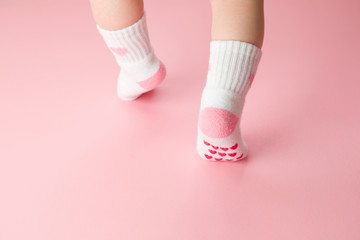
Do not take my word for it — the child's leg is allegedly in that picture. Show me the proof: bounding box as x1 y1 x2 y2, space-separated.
197 0 264 162
89 0 144 30
90 0 166 101
210 0 264 48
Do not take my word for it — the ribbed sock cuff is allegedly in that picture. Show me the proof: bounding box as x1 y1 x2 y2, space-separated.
96 11 152 64
206 40 262 97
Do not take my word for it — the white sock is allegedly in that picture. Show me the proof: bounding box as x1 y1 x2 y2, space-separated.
197 40 262 162
96 11 166 101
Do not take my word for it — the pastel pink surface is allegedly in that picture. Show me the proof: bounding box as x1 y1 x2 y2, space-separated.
1 0 360 240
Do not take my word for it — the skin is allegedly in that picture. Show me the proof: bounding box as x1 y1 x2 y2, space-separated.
89 0 144 30
210 0 264 48
89 0 264 48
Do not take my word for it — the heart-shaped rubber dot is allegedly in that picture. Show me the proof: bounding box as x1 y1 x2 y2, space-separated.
230 143 238 150
209 149 217 154
236 153 244 159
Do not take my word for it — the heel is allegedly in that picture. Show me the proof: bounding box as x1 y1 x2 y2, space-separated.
137 61 166 90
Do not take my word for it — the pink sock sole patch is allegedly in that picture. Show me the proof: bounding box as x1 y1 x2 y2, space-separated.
137 62 166 90
199 107 239 138
249 73 255 87
110 47 128 56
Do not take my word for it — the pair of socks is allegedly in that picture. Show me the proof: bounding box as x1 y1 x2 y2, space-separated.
96 11 262 162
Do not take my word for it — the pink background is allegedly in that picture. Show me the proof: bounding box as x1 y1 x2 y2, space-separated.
1 0 360 239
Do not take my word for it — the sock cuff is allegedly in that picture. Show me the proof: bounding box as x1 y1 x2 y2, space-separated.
96 11 152 64
206 40 262 97
96 10 147 36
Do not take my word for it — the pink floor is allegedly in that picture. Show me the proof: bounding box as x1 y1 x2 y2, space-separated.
1 0 360 239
